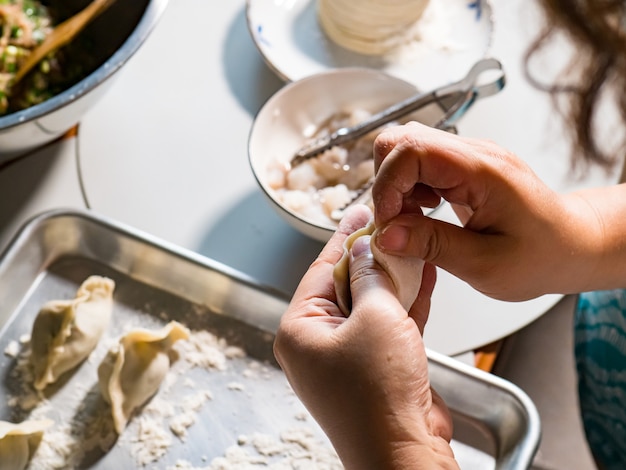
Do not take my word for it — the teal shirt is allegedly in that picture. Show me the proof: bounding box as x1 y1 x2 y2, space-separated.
575 290 626 468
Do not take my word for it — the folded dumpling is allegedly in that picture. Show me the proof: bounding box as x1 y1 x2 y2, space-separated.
333 220 425 315
30 275 115 390
98 321 190 433
0 419 53 470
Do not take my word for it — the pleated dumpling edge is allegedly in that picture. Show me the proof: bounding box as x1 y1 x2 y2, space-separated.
30 275 115 390
97 321 190 434
0 418 53 470
333 220 425 316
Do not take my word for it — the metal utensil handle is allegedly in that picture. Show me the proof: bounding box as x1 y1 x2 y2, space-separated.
292 58 505 164
328 89 444 145
329 88 476 222
334 57 506 143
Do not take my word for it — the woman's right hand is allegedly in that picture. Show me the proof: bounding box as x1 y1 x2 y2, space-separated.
371 121 625 301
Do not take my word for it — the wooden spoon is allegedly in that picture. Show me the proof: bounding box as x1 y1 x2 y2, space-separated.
13 0 118 85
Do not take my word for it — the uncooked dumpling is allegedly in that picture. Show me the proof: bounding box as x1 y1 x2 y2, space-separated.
333 220 424 315
98 321 190 433
0 419 52 470
30 276 115 390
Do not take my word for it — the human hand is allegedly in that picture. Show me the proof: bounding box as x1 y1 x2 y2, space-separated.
371 121 609 301
274 205 458 470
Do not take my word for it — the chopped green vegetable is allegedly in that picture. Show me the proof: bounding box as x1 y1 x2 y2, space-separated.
0 0 96 116
0 0 53 114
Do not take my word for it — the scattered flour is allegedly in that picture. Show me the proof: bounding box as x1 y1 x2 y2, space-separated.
131 414 173 466
226 382 245 392
3 340 19 357
4 322 341 469
168 391 212 440
165 428 343 469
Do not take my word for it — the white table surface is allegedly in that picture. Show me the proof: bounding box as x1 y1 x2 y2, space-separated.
0 0 619 356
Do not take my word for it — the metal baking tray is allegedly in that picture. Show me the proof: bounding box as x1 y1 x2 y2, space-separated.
0 209 540 469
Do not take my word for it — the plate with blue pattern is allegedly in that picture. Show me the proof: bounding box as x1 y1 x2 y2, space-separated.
246 0 494 91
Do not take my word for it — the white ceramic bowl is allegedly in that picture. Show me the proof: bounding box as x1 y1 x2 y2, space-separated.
0 0 167 161
248 67 447 242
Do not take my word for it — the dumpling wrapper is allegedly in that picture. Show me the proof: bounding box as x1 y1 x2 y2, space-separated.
333 220 425 316
98 321 190 434
30 275 115 390
0 419 53 470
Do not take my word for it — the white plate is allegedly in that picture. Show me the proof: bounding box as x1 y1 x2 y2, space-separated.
246 0 494 91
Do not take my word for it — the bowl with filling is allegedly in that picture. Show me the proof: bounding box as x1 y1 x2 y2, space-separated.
248 67 449 242
0 0 167 159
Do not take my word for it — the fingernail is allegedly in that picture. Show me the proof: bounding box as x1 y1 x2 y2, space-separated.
350 236 372 258
376 224 409 252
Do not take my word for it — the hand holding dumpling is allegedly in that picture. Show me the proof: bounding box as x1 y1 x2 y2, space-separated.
371 121 625 300
274 206 456 469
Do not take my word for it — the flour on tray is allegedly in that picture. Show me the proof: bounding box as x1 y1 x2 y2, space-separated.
166 428 342 469
3 319 341 469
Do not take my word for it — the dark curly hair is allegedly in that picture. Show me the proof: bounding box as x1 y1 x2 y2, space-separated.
525 0 626 174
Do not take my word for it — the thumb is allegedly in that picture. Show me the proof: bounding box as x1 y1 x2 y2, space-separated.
347 236 406 322
373 213 499 283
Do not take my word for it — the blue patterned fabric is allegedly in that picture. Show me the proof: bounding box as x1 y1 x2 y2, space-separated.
575 290 626 469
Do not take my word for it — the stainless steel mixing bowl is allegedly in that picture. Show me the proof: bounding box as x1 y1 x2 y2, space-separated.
0 0 168 161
